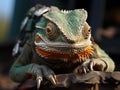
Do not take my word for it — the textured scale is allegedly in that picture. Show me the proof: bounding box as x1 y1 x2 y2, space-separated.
43 9 87 42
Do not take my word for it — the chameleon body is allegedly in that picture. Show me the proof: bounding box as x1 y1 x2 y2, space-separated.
9 5 115 87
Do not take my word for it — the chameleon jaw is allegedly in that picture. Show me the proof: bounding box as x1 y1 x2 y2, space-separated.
35 33 91 48
35 33 92 54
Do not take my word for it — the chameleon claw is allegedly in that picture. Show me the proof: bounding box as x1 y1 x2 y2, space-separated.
90 61 94 71
36 76 42 89
83 67 87 74
49 75 57 85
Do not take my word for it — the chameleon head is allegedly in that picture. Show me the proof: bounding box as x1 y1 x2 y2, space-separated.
34 9 92 56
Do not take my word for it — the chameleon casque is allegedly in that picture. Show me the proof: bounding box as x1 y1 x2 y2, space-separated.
9 5 115 89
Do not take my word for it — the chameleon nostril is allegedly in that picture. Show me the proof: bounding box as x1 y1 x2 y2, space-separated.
35 34 41 43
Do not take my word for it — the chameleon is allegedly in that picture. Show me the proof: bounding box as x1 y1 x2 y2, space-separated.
9 5 115 89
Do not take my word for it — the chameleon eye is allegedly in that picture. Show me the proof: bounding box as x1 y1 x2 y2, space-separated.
85 28 91 34
46 22 57 40
82 22 91 39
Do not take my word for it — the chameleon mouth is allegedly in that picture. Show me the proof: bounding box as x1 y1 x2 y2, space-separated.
35 33 92 50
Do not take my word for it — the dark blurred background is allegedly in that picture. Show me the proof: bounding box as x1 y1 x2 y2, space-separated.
0 0 120 89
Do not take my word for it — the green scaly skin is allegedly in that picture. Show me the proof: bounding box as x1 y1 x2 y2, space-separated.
9 6 115 87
